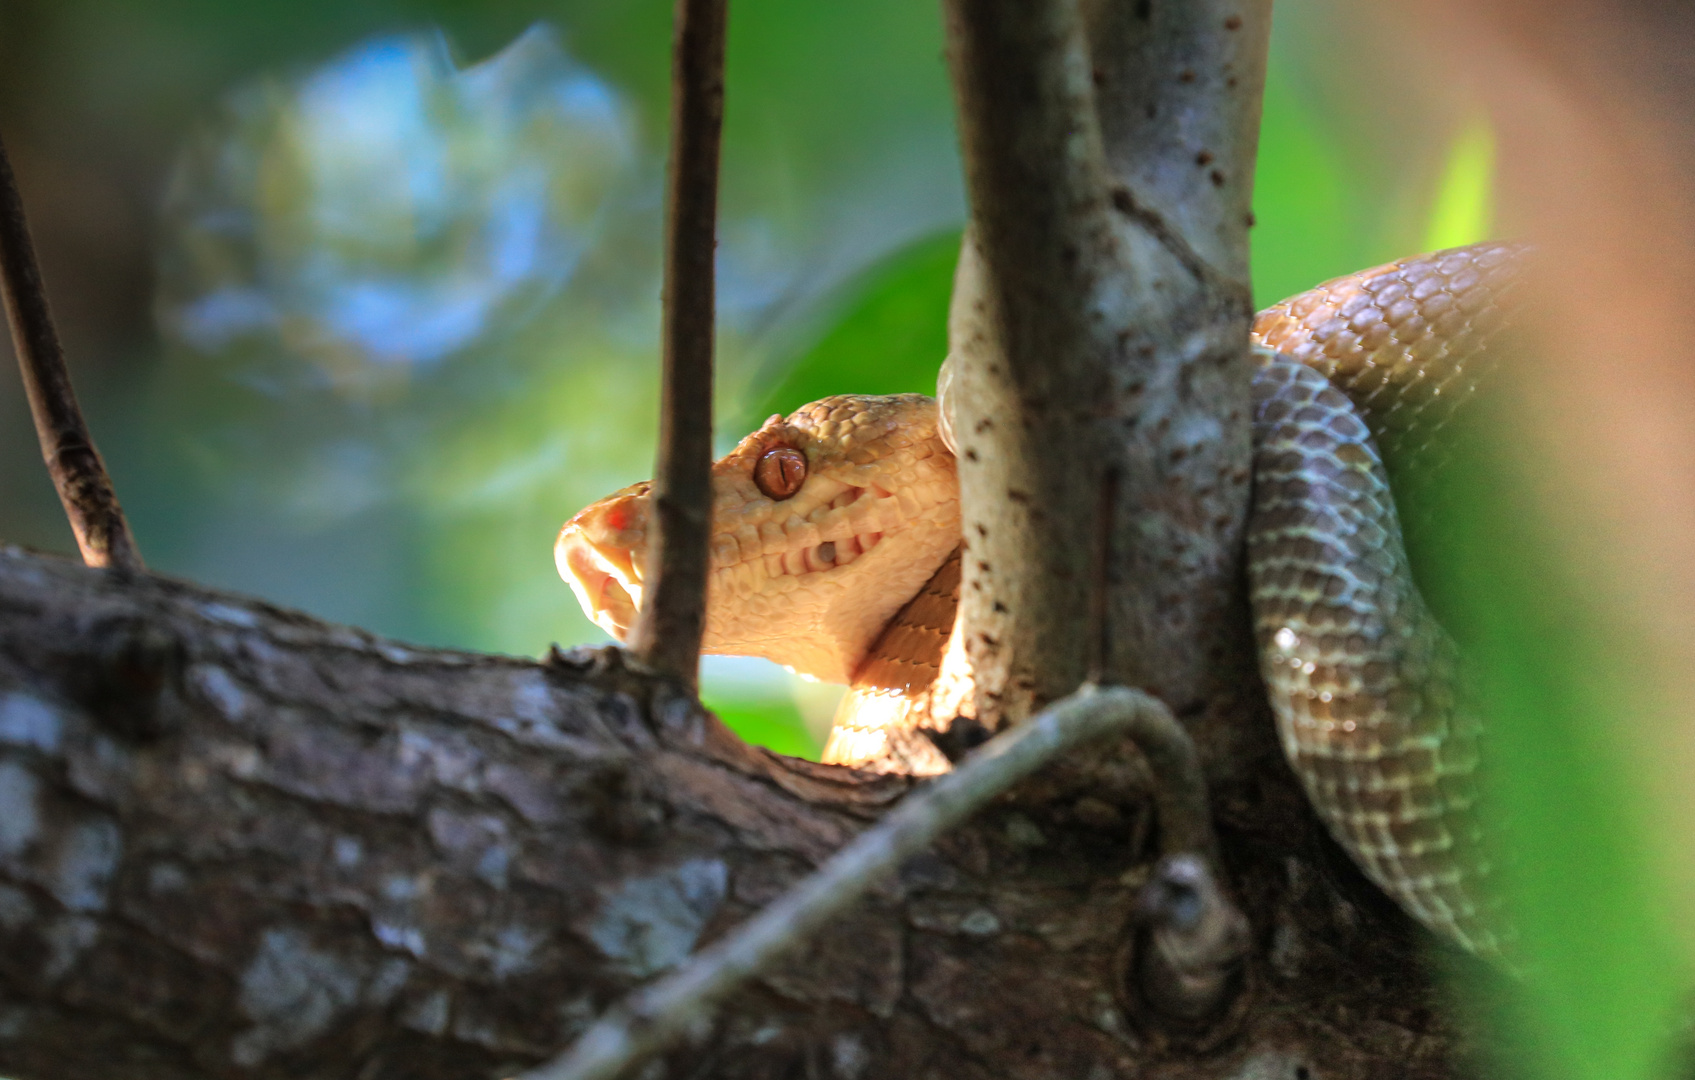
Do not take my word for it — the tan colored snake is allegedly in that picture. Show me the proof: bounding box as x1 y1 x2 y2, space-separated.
557 242 1523 957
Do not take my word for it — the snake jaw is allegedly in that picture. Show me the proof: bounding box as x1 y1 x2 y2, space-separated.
555 483 649 641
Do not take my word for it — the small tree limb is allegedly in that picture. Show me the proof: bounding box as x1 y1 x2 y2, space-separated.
629 0 728 691
941 0 1124 724
520 684 1197 1080
0 131 142 573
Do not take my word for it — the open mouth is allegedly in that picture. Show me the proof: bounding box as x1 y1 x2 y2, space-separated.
558 484 904 640
556 528 642 641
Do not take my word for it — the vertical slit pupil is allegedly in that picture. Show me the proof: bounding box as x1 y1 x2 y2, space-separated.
755 445 807 500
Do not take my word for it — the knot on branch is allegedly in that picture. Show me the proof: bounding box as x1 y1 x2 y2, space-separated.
1122 852 1252 1043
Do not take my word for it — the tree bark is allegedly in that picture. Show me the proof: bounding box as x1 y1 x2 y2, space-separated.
942 0 1273 781
0 547 1487 1080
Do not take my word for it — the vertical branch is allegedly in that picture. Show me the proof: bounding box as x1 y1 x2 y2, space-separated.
942 0 1125 724
943 0 1270 733
0 131 142 572
629 0 728 691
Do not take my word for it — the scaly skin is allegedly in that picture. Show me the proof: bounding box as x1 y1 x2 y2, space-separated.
557 243 1525 956
557 393 959 687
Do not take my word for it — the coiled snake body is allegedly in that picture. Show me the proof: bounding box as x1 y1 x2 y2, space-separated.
558 242 1522 956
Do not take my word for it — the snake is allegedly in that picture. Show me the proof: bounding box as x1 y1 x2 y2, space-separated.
556 241 1524 957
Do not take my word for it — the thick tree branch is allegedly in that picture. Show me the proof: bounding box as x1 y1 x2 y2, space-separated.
0 132 142 573
529 685 1189 1080
0 547 1470 1079
629 0 728 690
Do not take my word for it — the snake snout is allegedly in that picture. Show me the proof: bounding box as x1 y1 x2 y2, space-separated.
555 525 643 641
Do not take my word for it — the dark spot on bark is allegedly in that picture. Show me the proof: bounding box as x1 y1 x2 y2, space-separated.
1178 69 1196 83
992 601 1008 614
1195 150 1214 166
973 418 993 432
581 760 665 845
1224 14 1242 29
925 715 992 762
1210 169 1226 187
1092 67 1106 88
976 561 992 573
1227 76 1239 88
82 619 183 742
964 448 979 462
1111 187 1134 215
975 523 988 537
1245 211 1256 228
1006 490 1031 504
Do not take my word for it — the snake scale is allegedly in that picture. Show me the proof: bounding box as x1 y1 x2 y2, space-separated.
557 242 1523 957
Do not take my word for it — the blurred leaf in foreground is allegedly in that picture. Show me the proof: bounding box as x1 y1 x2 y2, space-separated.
1433 407 1688 1080
1425 115 1496 253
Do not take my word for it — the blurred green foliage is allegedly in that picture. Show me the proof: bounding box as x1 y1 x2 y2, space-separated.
1425 116 1496 254
6 8 1690 1072
738 228 959 432
1434 425 1688 1080
1412 117 1684 1079
703 697 822 761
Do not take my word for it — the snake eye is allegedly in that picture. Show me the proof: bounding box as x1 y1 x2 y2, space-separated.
754 445 807 501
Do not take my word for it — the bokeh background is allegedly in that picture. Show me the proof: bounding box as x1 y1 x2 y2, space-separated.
0 0 1488 756
4 2 1694 1079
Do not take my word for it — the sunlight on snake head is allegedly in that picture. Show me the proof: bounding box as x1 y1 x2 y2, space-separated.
556 393 960 683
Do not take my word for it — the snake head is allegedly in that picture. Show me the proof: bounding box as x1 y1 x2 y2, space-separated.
557 393 960 684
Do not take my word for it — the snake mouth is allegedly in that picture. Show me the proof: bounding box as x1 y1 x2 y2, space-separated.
556 527 643 641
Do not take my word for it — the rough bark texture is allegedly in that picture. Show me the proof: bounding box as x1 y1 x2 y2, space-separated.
0 547 1493 1080
942 0 1270 775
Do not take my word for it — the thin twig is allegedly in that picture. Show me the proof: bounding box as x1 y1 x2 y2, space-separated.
628 0 728 691
0 131 142 571
518 684 1194 1080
